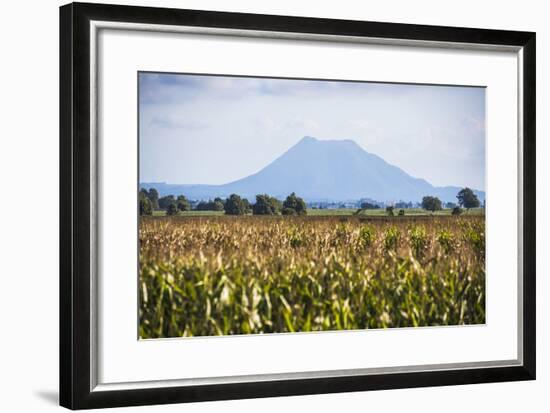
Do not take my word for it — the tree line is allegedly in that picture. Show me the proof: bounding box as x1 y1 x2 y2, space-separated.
420 187 480 215
355 187 481 216
140 187 481 217
139 188 306 216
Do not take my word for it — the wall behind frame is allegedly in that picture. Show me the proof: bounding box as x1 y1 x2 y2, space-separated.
0 0 545 412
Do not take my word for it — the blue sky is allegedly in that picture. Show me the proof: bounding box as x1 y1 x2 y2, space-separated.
139 73 485 190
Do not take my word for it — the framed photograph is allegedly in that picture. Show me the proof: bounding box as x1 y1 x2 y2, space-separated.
60 2 536 409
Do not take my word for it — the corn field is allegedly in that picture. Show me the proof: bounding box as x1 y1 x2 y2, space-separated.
139 215 485 338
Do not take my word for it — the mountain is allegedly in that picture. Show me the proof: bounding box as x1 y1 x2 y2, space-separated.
141 136 485 204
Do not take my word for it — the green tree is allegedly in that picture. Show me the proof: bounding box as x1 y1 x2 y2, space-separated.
166 203 178 216
147 188 159 209
158 195 176 210
212 199 225 211
282 207 297 215
452 206 463 215
195 201 209 211
176 195 191 212
456 187 480 210
421 196 442 212
282 192 307 215
212 197 225 211
139 193 153 216
196 199 225 211
386 206 394 216
241 198 252 214
224 194 247 215
253 194 282 215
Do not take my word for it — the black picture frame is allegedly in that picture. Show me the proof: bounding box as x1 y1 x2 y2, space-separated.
60 2 536 410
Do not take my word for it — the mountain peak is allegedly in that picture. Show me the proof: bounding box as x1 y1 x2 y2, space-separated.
298 136 318 143
297 136 361 148
143 136 485 203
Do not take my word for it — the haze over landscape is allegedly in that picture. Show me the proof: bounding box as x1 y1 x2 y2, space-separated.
141 136 484 203
139 73 486 204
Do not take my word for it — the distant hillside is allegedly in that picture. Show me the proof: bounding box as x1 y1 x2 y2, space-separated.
141 136 485 203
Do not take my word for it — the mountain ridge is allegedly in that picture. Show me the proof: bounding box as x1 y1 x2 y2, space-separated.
141 136 485 204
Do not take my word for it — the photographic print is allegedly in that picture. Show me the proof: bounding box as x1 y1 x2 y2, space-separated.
138 72 486 339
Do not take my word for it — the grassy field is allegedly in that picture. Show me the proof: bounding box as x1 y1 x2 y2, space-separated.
139 214 485 338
